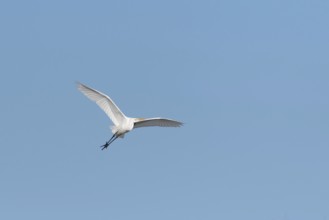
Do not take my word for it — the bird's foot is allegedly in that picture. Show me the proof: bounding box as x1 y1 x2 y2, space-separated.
100 142 110 150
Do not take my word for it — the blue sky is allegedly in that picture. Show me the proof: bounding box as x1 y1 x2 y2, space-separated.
1 0 329 219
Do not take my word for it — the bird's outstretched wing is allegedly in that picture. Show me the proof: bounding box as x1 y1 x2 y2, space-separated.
77 82 126 126
133 118 183 129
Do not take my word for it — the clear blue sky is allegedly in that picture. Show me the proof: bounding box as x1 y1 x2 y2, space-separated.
1 0 328 219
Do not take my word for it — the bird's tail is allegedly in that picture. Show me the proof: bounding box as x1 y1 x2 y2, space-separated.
111 125 118 134
110 126 125 138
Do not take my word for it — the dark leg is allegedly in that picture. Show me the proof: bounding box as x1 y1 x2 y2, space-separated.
107 135 119 146
100 132 119 150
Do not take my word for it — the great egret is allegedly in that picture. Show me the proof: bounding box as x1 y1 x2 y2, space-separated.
77 83 183 149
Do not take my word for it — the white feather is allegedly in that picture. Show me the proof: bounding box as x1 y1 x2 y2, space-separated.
77 82 126 126
77 82 183 147
133 118 183 128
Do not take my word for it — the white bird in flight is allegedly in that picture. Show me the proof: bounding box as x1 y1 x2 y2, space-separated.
77 82 183 149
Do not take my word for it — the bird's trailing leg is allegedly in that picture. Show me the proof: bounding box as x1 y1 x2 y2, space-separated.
100 132 119 150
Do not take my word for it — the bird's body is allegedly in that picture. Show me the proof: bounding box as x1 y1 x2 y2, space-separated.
77 82 182 149
111 117 134 138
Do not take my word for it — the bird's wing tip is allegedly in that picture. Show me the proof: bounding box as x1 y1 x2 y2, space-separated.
76 81 86 86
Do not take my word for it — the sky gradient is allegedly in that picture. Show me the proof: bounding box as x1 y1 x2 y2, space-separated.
1 0 329 219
